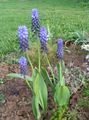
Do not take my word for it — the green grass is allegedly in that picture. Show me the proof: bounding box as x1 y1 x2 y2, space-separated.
0 0 89 56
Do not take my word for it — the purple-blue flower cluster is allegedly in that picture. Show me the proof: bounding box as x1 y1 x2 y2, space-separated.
31 8 40 35
19 56 27 75
18 26 28 51
57 39 63 59
39 26 48 52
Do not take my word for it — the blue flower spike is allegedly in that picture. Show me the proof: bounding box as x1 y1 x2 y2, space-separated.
31 8 40 35
39 26 48 53
57 39 63 60
18 26 28 51
19 56 27 76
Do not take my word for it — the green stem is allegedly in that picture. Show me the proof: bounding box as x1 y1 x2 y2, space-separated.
45 54 55 84
38 41 41 72
59 60 65 86
25 78 33 91
59 60 62 84
58 106 66 120
26 52 34 72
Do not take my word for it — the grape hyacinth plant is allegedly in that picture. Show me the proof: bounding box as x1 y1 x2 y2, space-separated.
39 26 48 53
57 39 63 60
41 38 70 120
31 8 40 35
8 25 48 120
18 26 28 51
19 56 27 76
7 8 71 120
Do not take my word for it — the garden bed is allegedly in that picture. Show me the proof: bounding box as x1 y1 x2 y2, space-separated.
0 45 89 120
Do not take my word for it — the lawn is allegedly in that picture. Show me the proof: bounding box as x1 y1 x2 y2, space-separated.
0 0 89 56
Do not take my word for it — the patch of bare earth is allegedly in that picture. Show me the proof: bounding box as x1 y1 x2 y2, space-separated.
0 45 89 120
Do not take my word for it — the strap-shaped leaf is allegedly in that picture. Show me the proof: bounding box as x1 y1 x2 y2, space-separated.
32 96 41 120
33 69 48 111
39 73 48 111
7 73 32 81
7 73 24 79
32 67 38 80
33 73 40 96
41 67 53 87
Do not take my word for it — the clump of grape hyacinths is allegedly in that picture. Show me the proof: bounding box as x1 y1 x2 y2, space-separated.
39 26 48 53
19 56 27 76
18 26 28 51
57 39 63 59
31 8 40 35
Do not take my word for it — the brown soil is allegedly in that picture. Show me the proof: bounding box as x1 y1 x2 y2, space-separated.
64 44 87 71
0 45 89 120
0 80 34 120
0 64 35 120
0 64 54 120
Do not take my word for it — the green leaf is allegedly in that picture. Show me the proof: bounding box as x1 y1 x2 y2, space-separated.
7 73 32 81
33 73 40 96
0 78 4 84
41 67 53 87
32 67 40 96
32 67 38 81
25 76 33 81
32 96 41 120
54 85 70 106
39 73 48 111
0 92 5 104
33 69 48 111
7 73 24 79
